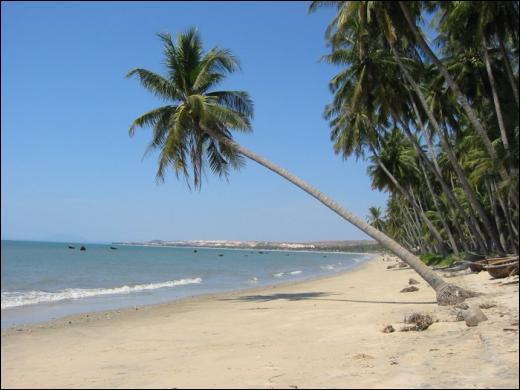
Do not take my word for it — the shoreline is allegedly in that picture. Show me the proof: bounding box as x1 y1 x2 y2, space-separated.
1 254 377 333
112 242 382 255
2 255 518 388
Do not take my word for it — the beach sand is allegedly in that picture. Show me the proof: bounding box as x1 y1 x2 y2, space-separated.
1 255 518 389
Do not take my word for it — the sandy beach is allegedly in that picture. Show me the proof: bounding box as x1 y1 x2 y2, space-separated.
1 255 518 389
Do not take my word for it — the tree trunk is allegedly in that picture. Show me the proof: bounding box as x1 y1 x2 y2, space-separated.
438 126 505 254
410 100 482 252
497 30 519 107
486 179 508 253
493 180 519 254
370 147 449 256
402 212 421 252
398 1 508 181
402 201 426 252
482 34 510 159
396 108 486 252
204 128 474 305
420 161 460 255
379 11 500 253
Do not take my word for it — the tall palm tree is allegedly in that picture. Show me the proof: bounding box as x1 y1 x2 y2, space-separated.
320 13 451 254
312 0 511 253
127 28 472 305
367 206 386 232
398 1 509 180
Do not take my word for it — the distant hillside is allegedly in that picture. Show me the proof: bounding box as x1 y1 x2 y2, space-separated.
113 239 383 253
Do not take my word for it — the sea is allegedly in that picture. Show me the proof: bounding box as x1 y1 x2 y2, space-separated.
1 240 373 329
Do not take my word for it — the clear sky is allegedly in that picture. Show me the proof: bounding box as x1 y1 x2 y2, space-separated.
1 1 387 244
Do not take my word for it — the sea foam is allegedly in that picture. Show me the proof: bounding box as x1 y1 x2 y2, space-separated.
272 270 302 277
1 278 202 309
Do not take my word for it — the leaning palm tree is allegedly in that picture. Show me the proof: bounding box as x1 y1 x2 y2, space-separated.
127 28 473 305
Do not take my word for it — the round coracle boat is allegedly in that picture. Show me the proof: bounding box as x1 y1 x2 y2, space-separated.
482 257 519 279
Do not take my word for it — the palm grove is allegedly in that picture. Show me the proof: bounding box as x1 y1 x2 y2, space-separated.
127 2 518 304
312 1 518 257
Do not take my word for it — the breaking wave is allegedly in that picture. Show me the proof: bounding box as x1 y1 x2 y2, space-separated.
1 278 202 309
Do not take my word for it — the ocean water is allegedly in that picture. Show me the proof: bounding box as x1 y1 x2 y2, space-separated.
1 240 372 328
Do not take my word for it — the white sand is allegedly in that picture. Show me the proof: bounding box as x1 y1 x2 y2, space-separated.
2 256 518 389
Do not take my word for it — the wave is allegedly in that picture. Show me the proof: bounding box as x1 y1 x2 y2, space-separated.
321 261 346 271
272 270 302 278
1 278 202 309
320 264 335 270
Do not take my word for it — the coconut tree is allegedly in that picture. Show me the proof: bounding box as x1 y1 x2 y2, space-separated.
320 12 451 254
435 1 517 163
367 206 385 232
314 0 513 254
127 28 472 304
398 1 509 179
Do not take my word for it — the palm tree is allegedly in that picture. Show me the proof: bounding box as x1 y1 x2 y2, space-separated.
320 13 451 254
127 28 472 305
436 1 516 163
398 1 509 180
367 206 385 232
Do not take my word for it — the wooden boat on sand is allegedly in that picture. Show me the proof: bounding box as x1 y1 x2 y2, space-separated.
482 257 519 279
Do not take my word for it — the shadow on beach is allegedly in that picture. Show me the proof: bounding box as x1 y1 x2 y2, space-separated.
220 292 436 305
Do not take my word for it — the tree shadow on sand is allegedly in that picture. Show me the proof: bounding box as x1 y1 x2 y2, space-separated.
220 292 436 305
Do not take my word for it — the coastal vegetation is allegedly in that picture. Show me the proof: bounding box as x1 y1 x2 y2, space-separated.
127 25 473 305
311 1 518 259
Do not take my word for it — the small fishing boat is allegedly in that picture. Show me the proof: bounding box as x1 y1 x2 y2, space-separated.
483 257 519 279
110 246 118 250
468 259 488 273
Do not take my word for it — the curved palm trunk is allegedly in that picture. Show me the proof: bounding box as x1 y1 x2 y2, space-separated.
419 162 460 255
371 152 449 255
497 31 519 107
438 126 505 253
395 110 487 252
381 23 502 253
493 180 519 254
204 129 474 305
411 101 487 253
377 9 501 253
402 201 427 252
401 209 423 252
398 1 508 181
485 179 508 253
482 34 510 158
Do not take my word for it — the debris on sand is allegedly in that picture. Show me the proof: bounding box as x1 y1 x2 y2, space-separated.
408 278 420 285
382 325 395 333
400 313 434 331
353 353 375 360
400 286 419 293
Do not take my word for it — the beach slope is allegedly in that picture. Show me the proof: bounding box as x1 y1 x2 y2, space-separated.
2 256 518 389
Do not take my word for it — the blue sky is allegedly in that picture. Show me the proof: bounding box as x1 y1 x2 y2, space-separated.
1 1 387 243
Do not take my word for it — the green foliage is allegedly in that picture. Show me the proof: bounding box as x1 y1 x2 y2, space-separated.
314 1 519 256
127 28 254 189
419 253 455 267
